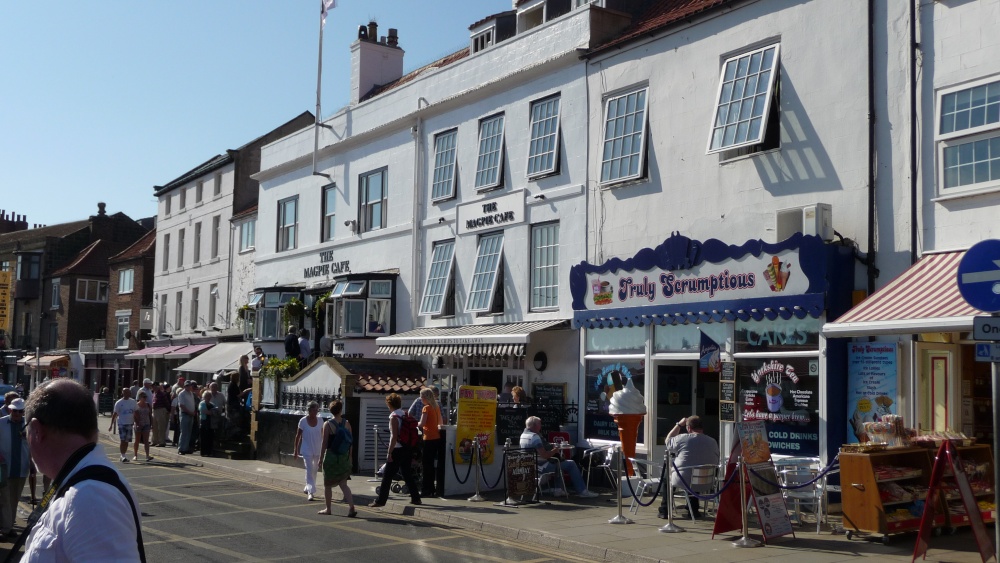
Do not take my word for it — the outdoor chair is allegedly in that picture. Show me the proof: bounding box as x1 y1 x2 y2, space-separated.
779 467 826 532
670 463 719 520
626 457 663 514
582 444 618 493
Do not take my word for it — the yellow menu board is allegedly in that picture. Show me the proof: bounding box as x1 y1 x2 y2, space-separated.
453 385 497 465
0 271 11 334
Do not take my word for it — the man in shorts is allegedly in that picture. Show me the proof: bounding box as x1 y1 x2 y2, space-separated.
109 388 138 463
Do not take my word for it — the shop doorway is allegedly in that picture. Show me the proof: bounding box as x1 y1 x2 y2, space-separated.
654 362 721 451
917 345 958 432
469 369 504 393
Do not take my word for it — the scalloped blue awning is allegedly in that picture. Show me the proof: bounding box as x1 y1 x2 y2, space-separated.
572 293 825 329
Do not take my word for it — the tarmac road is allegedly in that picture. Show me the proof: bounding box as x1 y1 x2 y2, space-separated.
2 442 596 562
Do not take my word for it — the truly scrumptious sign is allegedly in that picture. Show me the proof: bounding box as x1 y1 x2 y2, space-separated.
570 233 829 312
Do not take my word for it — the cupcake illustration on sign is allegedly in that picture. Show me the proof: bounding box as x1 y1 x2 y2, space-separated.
763 255 791 292
591 277 613 305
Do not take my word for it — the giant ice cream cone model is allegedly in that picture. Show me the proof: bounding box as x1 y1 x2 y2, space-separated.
609 379 646 477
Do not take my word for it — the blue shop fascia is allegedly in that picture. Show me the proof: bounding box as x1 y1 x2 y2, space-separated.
569 232 855 463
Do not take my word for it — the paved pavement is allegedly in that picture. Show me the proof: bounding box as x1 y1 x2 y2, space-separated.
2 418 995 563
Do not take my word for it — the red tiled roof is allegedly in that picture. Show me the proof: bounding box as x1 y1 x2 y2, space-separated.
52 239 117 277
591 0 735 54
357 373 427 394
109 229 156 263
362 48 471 102
231 204 258 221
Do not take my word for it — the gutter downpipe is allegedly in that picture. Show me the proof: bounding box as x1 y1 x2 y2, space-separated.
411 117 424 326
909 0 918 266
867 0 877 296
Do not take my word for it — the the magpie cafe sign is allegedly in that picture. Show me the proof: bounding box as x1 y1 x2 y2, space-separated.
303 249 350 279
457 190 525 235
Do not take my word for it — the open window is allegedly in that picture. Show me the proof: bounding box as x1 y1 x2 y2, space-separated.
706 43 781 156
419 240 455 316
474 114 506 190
527 95 561 178
466 232 504 314
600 88 648 185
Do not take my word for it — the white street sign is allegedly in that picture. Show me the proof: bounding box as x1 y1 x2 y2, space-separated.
973 316 1000 341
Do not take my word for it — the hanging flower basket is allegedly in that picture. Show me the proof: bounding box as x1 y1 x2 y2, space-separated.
313 291 332 319
282 297 305 327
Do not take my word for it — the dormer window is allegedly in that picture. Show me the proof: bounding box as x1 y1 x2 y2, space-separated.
472 28 494 53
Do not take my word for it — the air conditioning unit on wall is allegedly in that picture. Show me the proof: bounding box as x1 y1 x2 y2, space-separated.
775 203 833 243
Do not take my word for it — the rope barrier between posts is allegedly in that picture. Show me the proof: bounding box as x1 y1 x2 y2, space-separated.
743 453 841 489
622 458 668 507
449 447 475 485
477 446 505 490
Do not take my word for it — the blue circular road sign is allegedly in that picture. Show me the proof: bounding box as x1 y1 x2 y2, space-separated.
957 239 1000 313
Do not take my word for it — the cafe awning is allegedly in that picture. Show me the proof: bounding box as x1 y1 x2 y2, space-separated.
173 342 251 374
823 250 984 337
123 345 186 360
375 320 569 357
164 343 215 359
15 355 35 366
21 355 70 369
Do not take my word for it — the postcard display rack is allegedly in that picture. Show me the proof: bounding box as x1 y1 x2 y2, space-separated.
840 445 996 543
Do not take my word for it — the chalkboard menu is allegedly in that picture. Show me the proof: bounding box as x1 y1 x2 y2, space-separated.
532 383 566 406
720 381 736 402
505 448 538 498
495 406 562 448
721 361 736 381
720 400 736 422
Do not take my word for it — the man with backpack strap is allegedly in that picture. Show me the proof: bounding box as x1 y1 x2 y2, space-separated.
16 379 144 562
369 393 421 507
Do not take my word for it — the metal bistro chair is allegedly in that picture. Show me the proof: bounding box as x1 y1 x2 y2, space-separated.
779 467 826 533
582 444 618 493
671 464 719 520
626 457 663 515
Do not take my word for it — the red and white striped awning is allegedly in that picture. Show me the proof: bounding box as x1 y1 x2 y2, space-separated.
823 251 985 337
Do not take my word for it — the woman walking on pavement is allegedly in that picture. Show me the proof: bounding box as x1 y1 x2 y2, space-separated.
370 393 421 507
418 387 443 497
294 401 324 501
133 390 153 461
317 399 356 517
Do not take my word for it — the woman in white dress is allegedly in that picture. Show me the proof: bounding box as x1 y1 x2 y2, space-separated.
294 401 324 501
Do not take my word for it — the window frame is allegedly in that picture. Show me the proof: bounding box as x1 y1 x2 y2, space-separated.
177 228 185 268
358 168 388 233
474 113 506 191
208 283 218 327
195 181 203 204
706 43 781 155
277 196 299 252
174 291 183 332
935 75 1000 196
599 87 649 185
366 298 391 336
190 287 200 329
162 234 170 272
530 222 560 311
342 281 366 297
369 280 392 298
466 232 505 313
118 268 134 295
211 215 221 259
431 129 458 201
419 240 456 316
322 184 337 241
526 95 561 178
76 279 109 303
239 218 256 252
50 278 61 309
116 314 131 349
193 222 202 263
337 299 367 337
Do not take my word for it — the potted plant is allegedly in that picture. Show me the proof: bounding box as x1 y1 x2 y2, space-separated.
282 297 305 327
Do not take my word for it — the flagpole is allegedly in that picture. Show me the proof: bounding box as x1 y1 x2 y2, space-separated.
312 0 326 177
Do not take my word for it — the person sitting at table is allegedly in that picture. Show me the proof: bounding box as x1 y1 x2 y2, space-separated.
657 415 719 519
519 416 598 499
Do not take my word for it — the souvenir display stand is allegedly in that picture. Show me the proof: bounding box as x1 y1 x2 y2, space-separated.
840 445 996 544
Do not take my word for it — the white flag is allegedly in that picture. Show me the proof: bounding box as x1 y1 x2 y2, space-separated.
321 0 336 28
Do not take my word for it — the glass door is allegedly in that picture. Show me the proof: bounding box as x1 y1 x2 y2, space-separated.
653 362 720 459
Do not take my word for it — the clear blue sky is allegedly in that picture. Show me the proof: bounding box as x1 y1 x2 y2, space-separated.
0 1 510 227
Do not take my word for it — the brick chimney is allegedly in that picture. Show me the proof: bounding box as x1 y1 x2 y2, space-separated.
0 211 29 234
350 21 404 105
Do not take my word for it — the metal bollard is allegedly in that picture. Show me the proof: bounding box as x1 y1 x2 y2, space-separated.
732 451 762 548
608 444 633 524
659 448 684 533
468 439 486 502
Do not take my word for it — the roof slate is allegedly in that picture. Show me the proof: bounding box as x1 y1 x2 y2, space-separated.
109 228 156 263
0 220 89 248
590 0 733 54
52 239 117 277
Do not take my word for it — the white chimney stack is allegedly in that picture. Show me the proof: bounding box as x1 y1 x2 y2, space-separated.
350 21 404 105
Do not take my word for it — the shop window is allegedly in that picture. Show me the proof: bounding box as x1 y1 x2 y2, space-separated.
278 196 298 251
937 76 1000 194
116 315 130 349
474 114 505 190
359 168 387 232
600 88 647 185
322 184 337 241
734 317 820 354
432 130 458 201
530 223 559 310
466 232 504 313
324 278 396 338
118 268 134 295
527 96 561 178
707 44 781 155
420 240 455 316
583 359 645 442
76 279 109 303
653 323 728 354
584 326 645 355
240 219 256 252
